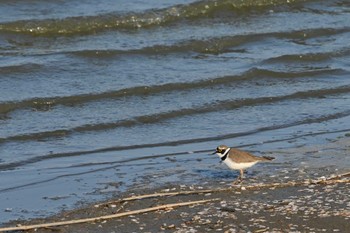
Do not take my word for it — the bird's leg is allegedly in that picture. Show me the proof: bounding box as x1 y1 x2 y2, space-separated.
240 169 244 180
232 170 244 185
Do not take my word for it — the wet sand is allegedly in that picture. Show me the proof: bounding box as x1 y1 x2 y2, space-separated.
2 137 350 233
2 178 349 232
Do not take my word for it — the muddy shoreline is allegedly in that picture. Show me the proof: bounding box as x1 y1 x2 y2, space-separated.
2 137 350 233
2 176 350 232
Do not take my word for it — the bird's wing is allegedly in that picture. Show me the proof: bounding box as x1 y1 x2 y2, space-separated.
228 148 267 163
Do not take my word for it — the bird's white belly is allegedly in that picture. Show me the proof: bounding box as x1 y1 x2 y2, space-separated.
224 160 257 170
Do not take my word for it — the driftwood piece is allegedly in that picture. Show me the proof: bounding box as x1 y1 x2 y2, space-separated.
100 188 230 206
0 199 220 232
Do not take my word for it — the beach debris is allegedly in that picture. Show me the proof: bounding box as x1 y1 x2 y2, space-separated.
0 199 220 232
161 223 176 230
1 172 349 232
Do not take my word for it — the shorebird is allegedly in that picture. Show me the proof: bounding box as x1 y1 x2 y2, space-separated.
213 145 274 183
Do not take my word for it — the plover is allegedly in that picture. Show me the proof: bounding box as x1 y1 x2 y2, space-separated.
213 145 274 183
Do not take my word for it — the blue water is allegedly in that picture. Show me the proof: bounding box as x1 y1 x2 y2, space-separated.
0 0 350 224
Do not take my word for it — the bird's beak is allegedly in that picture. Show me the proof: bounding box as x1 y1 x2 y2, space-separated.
211 150 217 155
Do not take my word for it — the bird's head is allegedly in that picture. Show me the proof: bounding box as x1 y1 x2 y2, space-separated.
213 145 229 156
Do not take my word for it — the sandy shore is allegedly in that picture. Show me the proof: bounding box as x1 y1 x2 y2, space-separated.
2 137 350 233
2 175 349 233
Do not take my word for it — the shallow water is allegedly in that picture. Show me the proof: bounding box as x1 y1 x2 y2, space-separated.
0 0 350 223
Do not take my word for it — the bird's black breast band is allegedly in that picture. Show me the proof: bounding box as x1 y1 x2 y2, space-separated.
221 149 230 161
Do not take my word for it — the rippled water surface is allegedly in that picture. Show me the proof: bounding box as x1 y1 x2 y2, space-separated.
0 0 350 223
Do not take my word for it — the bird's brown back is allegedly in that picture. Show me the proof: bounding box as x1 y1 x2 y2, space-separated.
228 148 274 163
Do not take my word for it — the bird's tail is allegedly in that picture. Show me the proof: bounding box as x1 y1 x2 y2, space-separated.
262 156 275 161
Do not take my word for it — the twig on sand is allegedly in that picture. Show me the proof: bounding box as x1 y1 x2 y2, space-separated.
100 188 230 206
0 199 220 232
